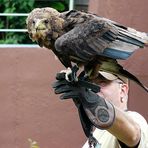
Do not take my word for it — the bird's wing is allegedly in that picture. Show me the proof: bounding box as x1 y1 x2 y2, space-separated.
54 17 148 92
55 19 118 63
55 17 148 63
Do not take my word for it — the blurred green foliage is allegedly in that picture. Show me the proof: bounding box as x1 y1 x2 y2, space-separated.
0 0 69 44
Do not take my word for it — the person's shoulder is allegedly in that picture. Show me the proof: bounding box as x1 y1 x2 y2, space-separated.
127 111 147 127
127 111 146 121
127 112 148 147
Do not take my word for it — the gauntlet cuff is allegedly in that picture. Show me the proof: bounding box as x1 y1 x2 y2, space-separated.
83 99 115 129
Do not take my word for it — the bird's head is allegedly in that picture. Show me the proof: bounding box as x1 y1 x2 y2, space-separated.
26 7 65 48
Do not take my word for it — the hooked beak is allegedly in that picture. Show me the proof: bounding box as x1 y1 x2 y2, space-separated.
35 19 46 31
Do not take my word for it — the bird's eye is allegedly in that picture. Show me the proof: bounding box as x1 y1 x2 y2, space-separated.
44 20 49 24
32 20 35 25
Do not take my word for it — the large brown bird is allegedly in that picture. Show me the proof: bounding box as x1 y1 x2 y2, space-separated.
26 7 148 92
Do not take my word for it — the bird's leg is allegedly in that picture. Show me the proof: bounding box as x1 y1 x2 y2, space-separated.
60 65 100 93
60 65 79 82
77 70 100 93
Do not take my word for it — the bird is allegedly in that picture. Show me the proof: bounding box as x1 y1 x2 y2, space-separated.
26 7 148 92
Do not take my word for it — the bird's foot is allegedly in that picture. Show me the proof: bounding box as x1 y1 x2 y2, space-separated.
60 65 79 82
60 65 100 93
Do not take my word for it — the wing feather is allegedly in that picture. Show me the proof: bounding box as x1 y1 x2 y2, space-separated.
55 16 148 63
55 18 119 63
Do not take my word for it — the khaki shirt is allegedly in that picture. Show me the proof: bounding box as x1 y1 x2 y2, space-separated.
82 111 148 148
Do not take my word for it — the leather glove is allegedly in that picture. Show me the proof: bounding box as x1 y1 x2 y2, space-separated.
52 72 115 129
53 72 99 148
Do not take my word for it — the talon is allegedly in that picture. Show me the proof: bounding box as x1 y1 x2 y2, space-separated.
65 67 73 82
60 67 71 74
60 65 79 82
60 67 73 81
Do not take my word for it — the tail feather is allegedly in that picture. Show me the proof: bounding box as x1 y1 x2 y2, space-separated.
120 68 148 93
99 59 148 93
115 61 148 92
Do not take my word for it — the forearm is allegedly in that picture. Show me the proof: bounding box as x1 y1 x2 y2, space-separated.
81 94 115 129
82 96 140 147
108 107 141 147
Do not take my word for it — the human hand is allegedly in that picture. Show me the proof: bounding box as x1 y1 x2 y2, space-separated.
52 72 115 129
52 72 100 106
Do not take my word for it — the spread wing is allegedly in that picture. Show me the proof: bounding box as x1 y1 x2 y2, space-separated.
55 18 148 63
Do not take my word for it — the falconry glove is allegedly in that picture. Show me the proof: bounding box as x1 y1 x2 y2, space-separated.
53 72 115 148
53 72 115 130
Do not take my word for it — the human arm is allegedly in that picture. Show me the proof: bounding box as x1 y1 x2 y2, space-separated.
108 108 141 147
52 73 141 147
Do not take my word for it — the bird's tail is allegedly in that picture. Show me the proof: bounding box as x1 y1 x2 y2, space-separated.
100 59 148 93
120 68 148 93
114 61 148 92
